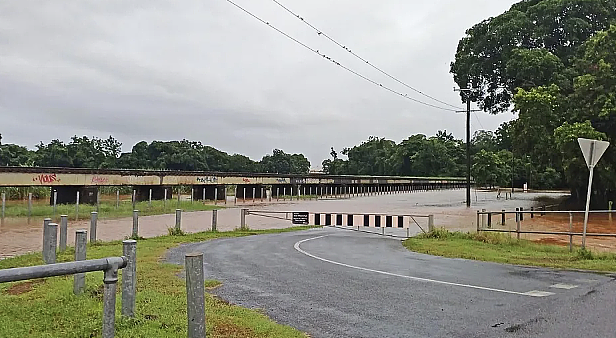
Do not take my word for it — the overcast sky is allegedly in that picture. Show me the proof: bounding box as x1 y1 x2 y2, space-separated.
0 0 519 168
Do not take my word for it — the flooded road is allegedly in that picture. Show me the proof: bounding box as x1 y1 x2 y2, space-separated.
0 189 569 258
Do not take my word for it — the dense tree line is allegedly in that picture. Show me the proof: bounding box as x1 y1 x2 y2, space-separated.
0 135 310 174
451 0 616 204
320 130 558 189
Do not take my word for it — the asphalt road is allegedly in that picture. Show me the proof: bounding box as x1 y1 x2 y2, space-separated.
167 228 616 338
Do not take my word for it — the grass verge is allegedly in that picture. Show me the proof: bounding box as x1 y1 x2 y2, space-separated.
0 227 315 338
1 199 221 221
403 228 616 273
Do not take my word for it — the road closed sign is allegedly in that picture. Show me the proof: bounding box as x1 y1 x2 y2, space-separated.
292 212 310 225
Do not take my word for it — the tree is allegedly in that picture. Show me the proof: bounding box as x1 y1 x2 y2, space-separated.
472 150 510 188
34 139 72 167
554 121 612 201
451 0 616 113
290 154 310 174
0 144 33 166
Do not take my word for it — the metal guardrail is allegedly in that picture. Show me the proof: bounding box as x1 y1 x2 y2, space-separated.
477 209 616 252
0 257 128 338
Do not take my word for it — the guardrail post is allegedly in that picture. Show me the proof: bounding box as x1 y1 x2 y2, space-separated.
191 188 194 204
516 208 521 240
74 230 87 295
60 215 68 252
116 190 120 209
241 209 248 230
530 207 534 218
185 253 206 338
520 207 524 221
42 218 52 261
177 187 181 207
132 189 137 210
149 189 153 207
214 187 218 205
428 215 434 232
487 212 492 229
164 188 167 210
175 209 182 231
90 212 98 242
476 210 480 231
28 192 32 221
122 240 137 317
501 210 506 226
132 210 139 238
569 212 573 253
45 223 58 264
102 262 121 338
481 209 486 228
1 192 4 224
212 210 218 231
75 191 80 221
53 190 58 216
610 201 613 222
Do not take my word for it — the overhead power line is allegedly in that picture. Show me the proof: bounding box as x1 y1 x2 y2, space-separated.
473 112 485 130
224 0 459 112
270 0 464 110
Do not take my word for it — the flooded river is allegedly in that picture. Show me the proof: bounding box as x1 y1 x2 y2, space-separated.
0 189 570 258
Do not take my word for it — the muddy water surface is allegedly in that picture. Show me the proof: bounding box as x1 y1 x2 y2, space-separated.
0 189 570 258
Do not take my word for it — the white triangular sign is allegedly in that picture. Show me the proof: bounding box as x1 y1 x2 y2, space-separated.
578 138 610 168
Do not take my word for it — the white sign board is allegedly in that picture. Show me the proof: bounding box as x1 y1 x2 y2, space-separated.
578 138 610 168
577 138 610 249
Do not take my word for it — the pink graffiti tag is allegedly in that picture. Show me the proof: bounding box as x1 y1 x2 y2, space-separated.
91 176 109 184
32 174 60 184
242 178 251 183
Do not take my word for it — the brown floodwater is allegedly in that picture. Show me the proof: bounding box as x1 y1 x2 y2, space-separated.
0 189 580 258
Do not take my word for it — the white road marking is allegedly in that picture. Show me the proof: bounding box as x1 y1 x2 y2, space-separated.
294 235 554 297
524 290 555 297
550 284 579 290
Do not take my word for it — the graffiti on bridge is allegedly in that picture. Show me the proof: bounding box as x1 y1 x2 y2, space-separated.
32 174 60 184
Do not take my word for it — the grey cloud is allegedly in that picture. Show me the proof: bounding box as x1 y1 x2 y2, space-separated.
1 0 518 167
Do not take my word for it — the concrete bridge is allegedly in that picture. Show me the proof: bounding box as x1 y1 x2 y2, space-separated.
0 167 467 204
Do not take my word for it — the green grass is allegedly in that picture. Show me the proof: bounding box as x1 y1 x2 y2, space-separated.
0 227 316 338
403 228 616 272
1 199 221 221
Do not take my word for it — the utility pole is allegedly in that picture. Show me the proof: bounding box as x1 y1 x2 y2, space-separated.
454 87 477 208
466 97 471 208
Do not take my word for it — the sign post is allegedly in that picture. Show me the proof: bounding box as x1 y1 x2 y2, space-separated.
578 138 610 249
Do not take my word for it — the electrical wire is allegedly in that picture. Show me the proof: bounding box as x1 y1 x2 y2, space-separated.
473 112 485 130
224 0 459 112
270 0 464 110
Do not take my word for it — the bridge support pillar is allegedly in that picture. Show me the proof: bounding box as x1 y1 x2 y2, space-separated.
193 185 225 201
50 186 98 205
134 186 170 202
236 185 265 199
